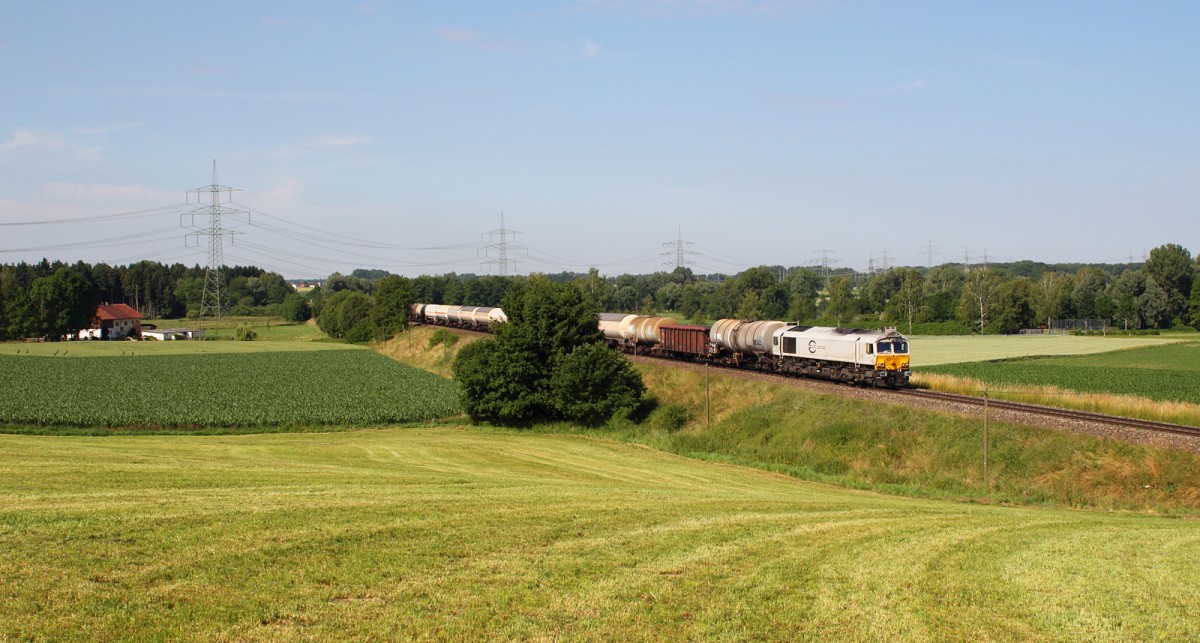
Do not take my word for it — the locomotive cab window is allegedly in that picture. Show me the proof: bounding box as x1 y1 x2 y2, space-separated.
866 344 873 355
877 341 892 354
894 341 909 354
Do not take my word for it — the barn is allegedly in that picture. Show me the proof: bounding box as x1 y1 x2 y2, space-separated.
141 328 206 341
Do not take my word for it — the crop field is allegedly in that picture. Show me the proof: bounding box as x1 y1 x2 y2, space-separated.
0 350 461 429
920 342 1200 405
2 428 1198 640
910 334 1183 367
10 337 350 356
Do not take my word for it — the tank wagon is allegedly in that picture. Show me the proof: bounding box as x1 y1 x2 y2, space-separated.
410 303 911 388
410 303 506 331
598 314 675 351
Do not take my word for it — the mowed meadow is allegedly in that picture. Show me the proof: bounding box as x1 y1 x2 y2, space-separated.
3 429 1200 641
5 325 1200 638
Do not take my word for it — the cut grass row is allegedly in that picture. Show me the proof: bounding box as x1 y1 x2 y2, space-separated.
0 350 461 429
2 428 1199 640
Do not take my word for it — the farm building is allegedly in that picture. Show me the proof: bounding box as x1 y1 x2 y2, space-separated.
78 303 143 340
141 328 206 341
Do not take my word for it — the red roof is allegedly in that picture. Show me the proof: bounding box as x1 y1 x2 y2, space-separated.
95 303 143 321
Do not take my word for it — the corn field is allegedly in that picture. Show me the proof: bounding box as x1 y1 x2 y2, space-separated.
0 351 462 428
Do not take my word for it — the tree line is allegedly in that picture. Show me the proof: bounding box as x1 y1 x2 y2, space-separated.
4 242 1196 341
0 259 303 340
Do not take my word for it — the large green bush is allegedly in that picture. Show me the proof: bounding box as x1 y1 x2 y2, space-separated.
452 277 643 426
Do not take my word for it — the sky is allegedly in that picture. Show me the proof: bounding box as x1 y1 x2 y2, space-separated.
1 0 1197 279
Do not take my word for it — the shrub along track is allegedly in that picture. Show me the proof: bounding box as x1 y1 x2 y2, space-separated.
627 355 1200 454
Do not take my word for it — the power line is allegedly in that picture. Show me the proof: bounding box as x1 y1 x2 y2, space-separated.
0 204 187 227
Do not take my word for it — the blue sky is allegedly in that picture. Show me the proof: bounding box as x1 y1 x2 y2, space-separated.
2 0 1197 278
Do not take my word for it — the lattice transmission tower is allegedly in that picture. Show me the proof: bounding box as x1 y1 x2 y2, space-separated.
661 227 696 270
478 213 526 276
181 160 248 320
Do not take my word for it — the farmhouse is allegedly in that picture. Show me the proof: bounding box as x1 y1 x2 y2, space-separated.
79 303 143 340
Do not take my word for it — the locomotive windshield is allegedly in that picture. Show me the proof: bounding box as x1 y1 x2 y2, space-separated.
877 340 910 354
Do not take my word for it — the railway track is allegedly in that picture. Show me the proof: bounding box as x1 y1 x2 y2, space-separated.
894 388 1200 439
416 322 1200 447
630 352 1200 444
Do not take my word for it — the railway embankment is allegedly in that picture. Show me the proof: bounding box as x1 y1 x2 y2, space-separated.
381 326 1200 515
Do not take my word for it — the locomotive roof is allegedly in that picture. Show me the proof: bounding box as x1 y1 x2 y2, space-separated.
784 325 907 340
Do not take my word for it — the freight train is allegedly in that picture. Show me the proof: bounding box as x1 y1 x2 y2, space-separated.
410 304 911 388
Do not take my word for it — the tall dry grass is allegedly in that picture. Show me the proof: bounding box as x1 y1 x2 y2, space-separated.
911 372 1200 427
375 325 484 378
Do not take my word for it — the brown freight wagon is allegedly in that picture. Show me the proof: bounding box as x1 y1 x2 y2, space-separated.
659 325 711 358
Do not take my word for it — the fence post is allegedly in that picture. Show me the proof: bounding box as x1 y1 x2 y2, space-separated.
983 388 989 490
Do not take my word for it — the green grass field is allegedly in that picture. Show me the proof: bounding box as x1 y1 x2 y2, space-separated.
922 343 1200 405
2 428 1198 640
910 334 1183 367
0 351 461 429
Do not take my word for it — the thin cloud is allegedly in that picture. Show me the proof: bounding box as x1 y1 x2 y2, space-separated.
37 182 177 203
105 84 347 102
273 134 370 158
759 92 847 110
436 27 479 44
250 178 304 212
1 127 61 150
574 0 799 16
1 125 121 162
188 67 227 77
435 27 518 52
307 134 370 149
70 123 137 137
582 39 601 60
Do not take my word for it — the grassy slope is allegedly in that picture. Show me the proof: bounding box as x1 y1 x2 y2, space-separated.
378 327 1200 513
625 362 1200 513
375 325 486 379
2 428 1199 641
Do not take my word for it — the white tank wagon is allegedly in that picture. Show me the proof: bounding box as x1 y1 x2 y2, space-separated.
599 314 674 349
599 313 639 344
628 316 674 346
411 303 507 330
710 319 788 354
769 326 910 387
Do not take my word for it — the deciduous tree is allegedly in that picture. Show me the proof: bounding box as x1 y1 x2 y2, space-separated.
960 268 1002 334
1145 243 1193 323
